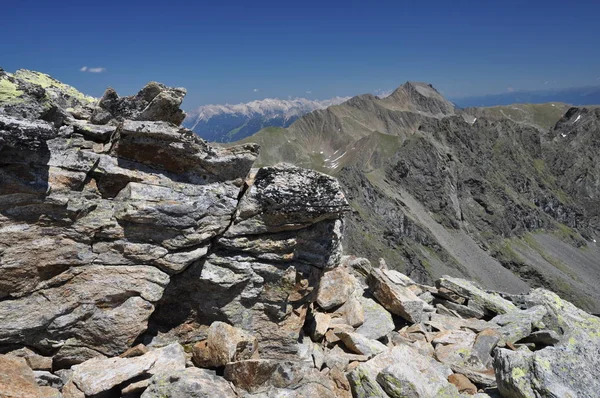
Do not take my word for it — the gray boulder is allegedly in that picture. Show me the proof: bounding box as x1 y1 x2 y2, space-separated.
141 367 236 398
91 82 186 125
494 289 600 397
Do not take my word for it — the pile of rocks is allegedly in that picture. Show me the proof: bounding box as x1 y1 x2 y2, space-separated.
2 256 598 397
0 70 598 397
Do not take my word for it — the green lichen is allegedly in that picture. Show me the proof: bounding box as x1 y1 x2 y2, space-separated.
0 77 24 104
14 69 96 104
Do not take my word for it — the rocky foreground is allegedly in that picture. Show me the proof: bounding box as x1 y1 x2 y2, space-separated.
0 69 599 397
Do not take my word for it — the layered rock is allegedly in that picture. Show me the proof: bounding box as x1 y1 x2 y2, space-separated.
0 70 348 370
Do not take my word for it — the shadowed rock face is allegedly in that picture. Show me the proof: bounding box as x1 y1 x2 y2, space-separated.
0 70 349 366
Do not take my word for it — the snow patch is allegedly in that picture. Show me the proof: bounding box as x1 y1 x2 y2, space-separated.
573 115 581 123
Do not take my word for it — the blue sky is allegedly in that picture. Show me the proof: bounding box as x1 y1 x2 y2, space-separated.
2 0 600 109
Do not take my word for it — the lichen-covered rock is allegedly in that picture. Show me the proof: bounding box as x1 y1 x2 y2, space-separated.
494 289 600 397
0 69 95 122
347 345 453 398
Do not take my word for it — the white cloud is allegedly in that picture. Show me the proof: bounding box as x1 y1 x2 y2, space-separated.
80 66 106 73
253 88 259 92
306 90 312 94
507 87 515 92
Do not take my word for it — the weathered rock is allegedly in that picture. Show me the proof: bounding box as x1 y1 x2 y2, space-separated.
368 268 425 323
347 345 452 398
323 344 368 371
491 306 547 345
336 331 387 357
448 373 478 395
436 276 517 315
7 347 52 371
377 362 462 398
494 289 600 397
333 294 365 327
120 343 149 358
223 359 325 394
517 329 561 346
354 295 395 340
472 329 502 368
316 267 357 310
427 313 498 333
91 82 186 125
0 354 43 397
308 312 331 341
33 370 63 388
152 165 348 360
192 321 258 368
439 299 486 319
141 368 236 398
71 343 185 396
432 329 476 347
0 69 95 122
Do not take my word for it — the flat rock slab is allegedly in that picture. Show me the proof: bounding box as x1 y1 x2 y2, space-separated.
72 343 185 396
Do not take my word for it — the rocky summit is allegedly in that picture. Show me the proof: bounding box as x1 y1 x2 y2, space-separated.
0 69 599 398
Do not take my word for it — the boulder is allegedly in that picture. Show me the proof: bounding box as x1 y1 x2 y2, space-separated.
192 321 258 367
71 343 185 396
347 345 452 398
494 289 600 397
333 294 365 327
336 331 388 357
7 347 52 371
368 268 425 323
354 295 395 340
316 267 357 310
223 359 325 394
436 276 517 315
91 82 186 125
141 368 236 398
448 373 478 395
33 370 63 388
377 362 462 398
308 312 332 341
491 306 547 345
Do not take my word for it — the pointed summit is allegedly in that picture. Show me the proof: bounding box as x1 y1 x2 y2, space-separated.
385 81 455 116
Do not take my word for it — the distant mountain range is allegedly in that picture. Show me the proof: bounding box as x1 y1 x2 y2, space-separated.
183 97 350 142
186 85 600 142
452 85 600 108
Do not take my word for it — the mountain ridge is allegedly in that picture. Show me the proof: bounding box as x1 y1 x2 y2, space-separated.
236 82 600 312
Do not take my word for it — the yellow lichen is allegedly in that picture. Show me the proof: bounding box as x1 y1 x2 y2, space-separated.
0 77 24 104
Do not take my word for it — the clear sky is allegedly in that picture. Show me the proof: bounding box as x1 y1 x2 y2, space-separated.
2 0 599 109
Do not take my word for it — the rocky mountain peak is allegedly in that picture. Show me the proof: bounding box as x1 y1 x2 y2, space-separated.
386 81 456 116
